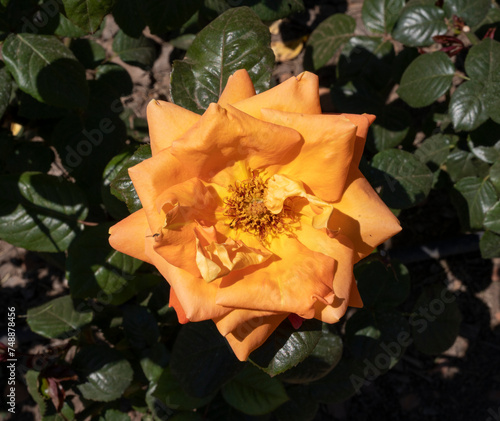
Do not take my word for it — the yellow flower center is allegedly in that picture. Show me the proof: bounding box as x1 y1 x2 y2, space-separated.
223 170 296 240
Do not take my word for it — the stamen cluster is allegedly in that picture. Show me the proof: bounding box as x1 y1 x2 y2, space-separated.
224 171 295 240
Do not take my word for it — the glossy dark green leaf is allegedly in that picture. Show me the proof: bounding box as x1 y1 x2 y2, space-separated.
66 223 146 305
331 78 382 115
153 367 215 410
27 295 93 339
171 7 274 114
483 82 500 124
443 0 490 27
278 324 343 384
140 342 169 384
392 5 447 46
123 304 160 350
250 319 322 377
53 13 89 37
371 106 412 151
306 14 355 70
446 149 490 182
98 409 131 421
144 0 202 35
411 284 462 355
490 161 500 195
468 139 500 164
74 345 134 402
102 149 134 220
362 0 405 34
0 172 88 252
222 364 288 416
465 38 500 83
356 260 410 308
397 51 455 108
274 386 319 421
484 201 500 234
70 38 107 69
449 81 489 131
110 144 151 213
0 64 12 118
415 133 455 171
3 34 88 109
369 149 433 209
112 30 158 69
60 0 114 33
480 230 500 259
248 0 305 20
170 320 243 398
454 176 498 229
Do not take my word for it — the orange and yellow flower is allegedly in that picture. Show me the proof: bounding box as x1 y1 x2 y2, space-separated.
109 70 401 361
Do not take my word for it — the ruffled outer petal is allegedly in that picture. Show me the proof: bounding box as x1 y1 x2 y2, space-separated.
260 109 357 202
340 113 376 168
224 313 288 361
169 288 189 324
331 168 402 262
129 104 303 233
218 69 256 108
233 71 321 119
147 99 200 156
145 236 231 322
109 208 152 264
216 236 335 318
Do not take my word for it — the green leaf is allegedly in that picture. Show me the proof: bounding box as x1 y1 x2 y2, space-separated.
74 345 134 402
249 319 323 377
222 364 288 416
170 320 243 398
143 0 203 35
42 402 75 421
449 81 489 131
483 201 500 234
446 149 490 182
392 5 447 47
356 260 410 308
0 63 12 119
415 133 455 171
101 149 133 220
247 0 305 21
110 144 151 213
2 34 88 109
53 13 89 37
443 0 490 27
70 38 107 69
369 149 433 209
27 295 93 339
99 409 132 421
362 0 405 34
153 367 214 411
480 230 500 259
123 304 160 350
306 14 355 70
483 82 500 124
274 386 319 421
411 284 462 355
454 176 497 229
60 0 114 33
490 160 500 195
397 51 455 108
4 142 55 174
112 0 146 38
26 370 47 417
468 139 500 164
0 172 88 252
465 38 500 84
371 106 412 151
140 343 169 384
170 7 274 114
66 223 146 305
112 30 158 69
278 324 343 384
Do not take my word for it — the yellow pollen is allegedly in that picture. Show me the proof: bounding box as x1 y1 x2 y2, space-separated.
223 170 296 241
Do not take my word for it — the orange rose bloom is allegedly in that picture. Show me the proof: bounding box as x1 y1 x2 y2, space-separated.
109 70 401 361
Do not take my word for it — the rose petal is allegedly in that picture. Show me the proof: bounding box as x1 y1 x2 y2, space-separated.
233 71 321 119
340 113 376 168
260 109 357 202
218 69 256 108
331 168 402 262
147 99 200 156
216 235 335 318
214 308 284 336
224 313 288 361
109 208 152 263
169 288 189 324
